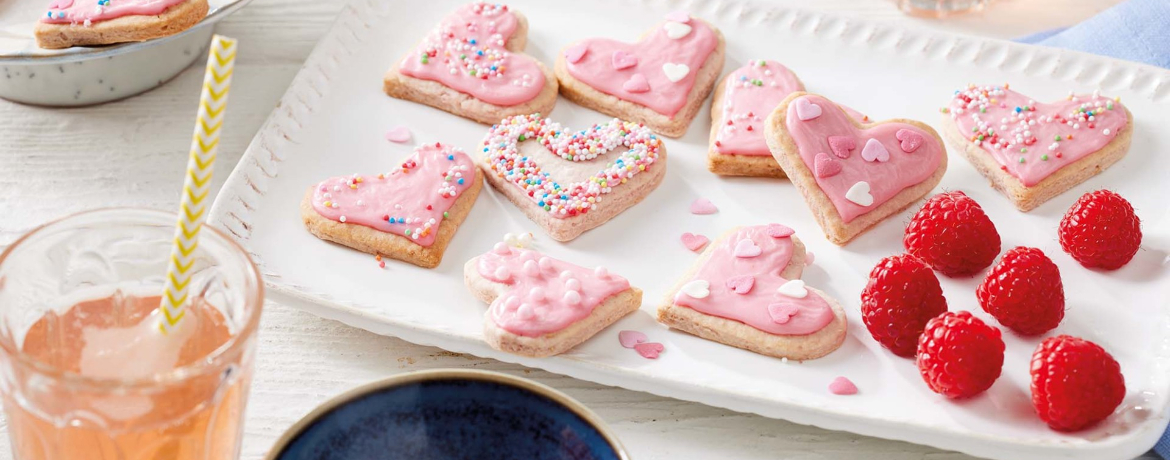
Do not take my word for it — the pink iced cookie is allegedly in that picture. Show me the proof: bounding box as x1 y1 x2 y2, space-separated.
35 0 208 49
766 93 947 245
657 225 847 361
465 244 643 357
941 84 1132 212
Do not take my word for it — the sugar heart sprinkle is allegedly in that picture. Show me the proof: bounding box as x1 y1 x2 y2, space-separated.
690 198 718 214
680 232 709 252
634 342 665 359
618 330 647 348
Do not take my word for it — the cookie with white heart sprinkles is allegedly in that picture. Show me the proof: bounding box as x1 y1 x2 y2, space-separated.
657 225 847 361
765 92 948 245
465 242 642 357
479 114 667 242
384 2 558 124
940 84 1132 212
301 142 483 268
554 11 725 137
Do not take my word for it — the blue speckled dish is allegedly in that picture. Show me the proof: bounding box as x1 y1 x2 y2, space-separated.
267 370 630 460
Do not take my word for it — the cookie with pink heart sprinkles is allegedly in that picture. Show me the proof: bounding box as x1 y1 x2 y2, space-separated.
465 242 643 357
479 113 667 242
301 142 484 268
765 92 948 245
555 11 725 137
941 84 1132 212
384 2 558 125
657 225 847 361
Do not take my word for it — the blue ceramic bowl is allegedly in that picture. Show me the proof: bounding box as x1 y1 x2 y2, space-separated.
267 369 630 460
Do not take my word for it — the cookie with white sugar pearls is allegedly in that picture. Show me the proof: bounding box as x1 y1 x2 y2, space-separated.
478 114 667 242
555 11 725 138
940 84 1133 212
35 0 208 49
301 143 483 269
465 243 642 357
383 2 558 125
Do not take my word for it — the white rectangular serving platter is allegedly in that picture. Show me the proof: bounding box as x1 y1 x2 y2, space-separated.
207 1 1170 458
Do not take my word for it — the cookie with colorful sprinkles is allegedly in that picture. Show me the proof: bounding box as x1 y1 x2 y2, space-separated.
555 11 725 138
383 2 558 125
940 84 1133 212
657 225 847 361
36 0 209 49
301 142 483 269
478 113 667 242
465 242 643 357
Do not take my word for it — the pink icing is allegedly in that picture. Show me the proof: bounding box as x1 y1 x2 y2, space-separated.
564 14 718 117
946 84 1128 187
41 0 188 24
673 226 834 336
310 143 476 247
785 95 943 223
398 2 545 106
478 246 631 337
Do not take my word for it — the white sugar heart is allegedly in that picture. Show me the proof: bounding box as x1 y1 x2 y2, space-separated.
733 239 762 258
777 279 808 298
861 138 890 162
662 63 690 82
663 21 692 39
681 280 710 299
795 97 822 121
845 181 874 206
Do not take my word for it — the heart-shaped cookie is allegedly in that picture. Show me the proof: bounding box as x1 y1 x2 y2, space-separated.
766 93 947 245
556 12 725 137
479 114 667 242
657 225 847 361
385 2 557 124
466 243 642 357
942 84 1132 211
302 143 483 268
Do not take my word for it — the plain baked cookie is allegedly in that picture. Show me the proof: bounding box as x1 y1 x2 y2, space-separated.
301 143 483 269
465 244 642 357
383 2 557 125
940 84 1132 212
478 114 667 242
765 92 947 245
657 225 847 361
35 0 209 49
555 12 725 138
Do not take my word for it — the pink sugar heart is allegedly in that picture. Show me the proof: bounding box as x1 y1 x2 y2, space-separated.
618 330 648 349
829 376 858 395
49 0 73 8
564 44 589 64
767 303 800 324
634 342 665 359
733 239 762 258
814 153 842 178
861 138 890 162
806 251 815 266
690 198 718 215
896 128 925 153
827 135 856 159
665 10 691 23
724 275 755 295
384 126 412 143
795 97 822 121
765 223 795 238
622 73 650 93
611 51 638 70
680 232 709 252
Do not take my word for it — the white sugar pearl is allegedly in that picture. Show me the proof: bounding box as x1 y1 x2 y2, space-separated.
504 296 520 310
529 287 545 302
1104 128 1111 135
538 257 553 271
503 232 517 245
565 279 581 292
523 260 540 277
493 242 510 254
339 216 347 223
517 233 533 247
493 266 510 280
559 270 573 280
594 266 609 278
563 291 581 306
517 303 533 319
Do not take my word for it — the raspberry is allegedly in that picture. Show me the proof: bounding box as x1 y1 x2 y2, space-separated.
916 311 1004 399
905 191 1001 277
977 247 1065 335
861 254 948 357
1031 335 1125 431
1059 190 1141 270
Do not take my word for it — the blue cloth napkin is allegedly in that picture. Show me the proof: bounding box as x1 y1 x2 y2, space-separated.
1016 1 1170 458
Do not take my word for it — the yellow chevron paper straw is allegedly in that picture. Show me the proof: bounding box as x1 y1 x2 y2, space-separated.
159 35 238 334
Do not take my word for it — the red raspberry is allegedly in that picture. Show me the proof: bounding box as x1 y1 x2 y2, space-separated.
977 247 1065 335
1059 190 1141 270
916 311 1004 399
861 254 948 357
905 191 1001 277
1031 335 1125 431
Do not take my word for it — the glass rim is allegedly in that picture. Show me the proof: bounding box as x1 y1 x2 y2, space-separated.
0 207 265 390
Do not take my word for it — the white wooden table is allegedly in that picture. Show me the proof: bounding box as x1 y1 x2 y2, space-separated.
0 1 1157 459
